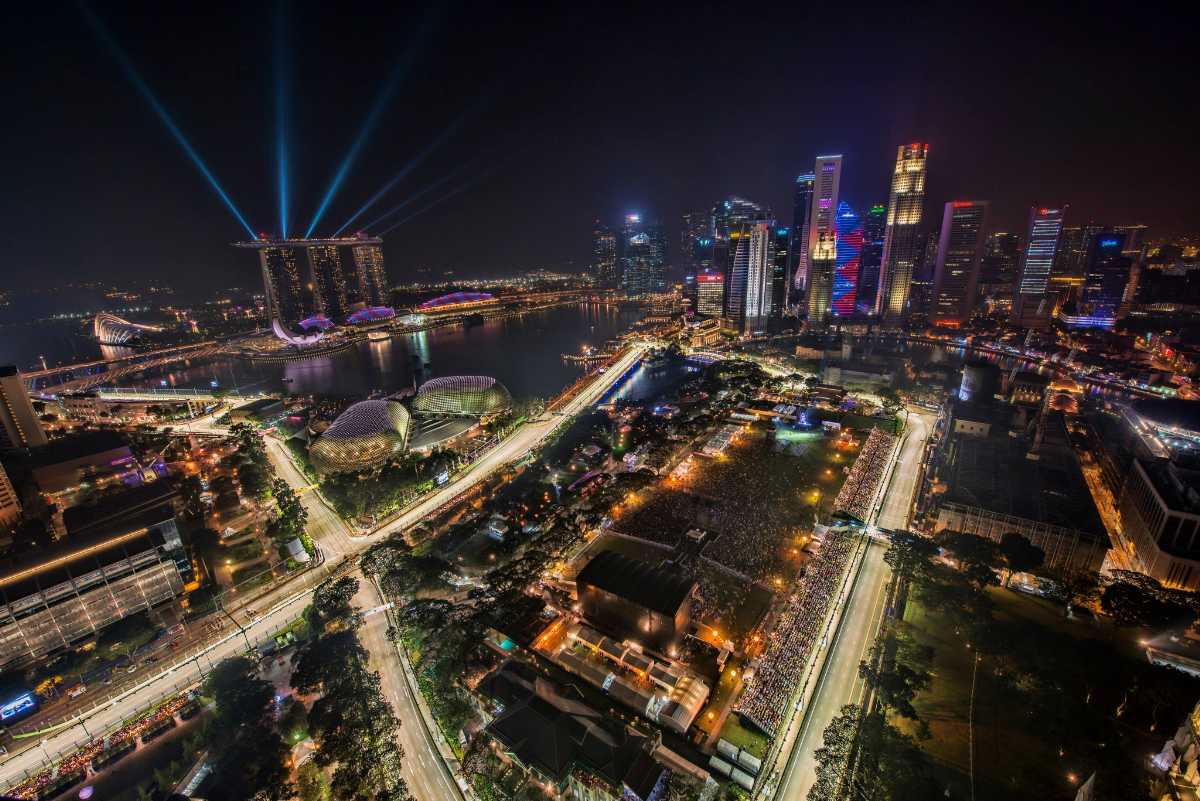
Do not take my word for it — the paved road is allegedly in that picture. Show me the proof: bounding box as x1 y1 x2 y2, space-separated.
772 408 934 801
356 580 465 801
0 576 325 790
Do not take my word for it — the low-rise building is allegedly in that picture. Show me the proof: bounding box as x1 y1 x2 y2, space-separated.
58 392 208 424
475 660 667 801
29 431 137 498
575 551 696 653
0 485 191 666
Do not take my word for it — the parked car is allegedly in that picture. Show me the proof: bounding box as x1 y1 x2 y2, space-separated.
67 685 87 699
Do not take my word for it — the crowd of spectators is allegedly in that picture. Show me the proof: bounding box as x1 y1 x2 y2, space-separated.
733 530 860 736
7 692 191 799
832 427 896 521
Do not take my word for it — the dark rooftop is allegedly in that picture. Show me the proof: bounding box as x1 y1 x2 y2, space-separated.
28 431 130 467
575 551 695 617
476 661 652 789
0 365 20 378
944 416 1107 539
63 481 179 539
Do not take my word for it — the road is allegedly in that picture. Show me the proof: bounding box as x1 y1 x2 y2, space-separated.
0 574 327 790
356 580 465 801
1 343 647 794
772 408 934 801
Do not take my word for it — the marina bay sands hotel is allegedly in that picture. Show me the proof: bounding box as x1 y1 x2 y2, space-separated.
233 233 388 327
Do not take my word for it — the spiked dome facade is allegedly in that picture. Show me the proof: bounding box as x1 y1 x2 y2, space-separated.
309 399 411 474
412 375 512 417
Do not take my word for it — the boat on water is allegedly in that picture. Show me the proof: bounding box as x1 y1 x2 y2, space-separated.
367 330 390 342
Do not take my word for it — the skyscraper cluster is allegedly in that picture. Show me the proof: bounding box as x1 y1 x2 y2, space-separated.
589 140 1146 333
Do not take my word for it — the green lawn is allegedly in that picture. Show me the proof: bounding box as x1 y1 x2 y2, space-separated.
899 594 1076 800
718 715 770 758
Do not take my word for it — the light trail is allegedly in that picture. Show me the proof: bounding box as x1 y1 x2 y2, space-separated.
360 154 482 231
303 11 439 237
79 3 257 239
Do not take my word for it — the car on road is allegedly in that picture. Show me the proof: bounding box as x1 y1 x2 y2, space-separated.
126 664 139 674
67 685 87 699
168 623 185 638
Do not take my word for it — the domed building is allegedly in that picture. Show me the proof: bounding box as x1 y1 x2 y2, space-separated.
309 399 411 474
412 376 512 418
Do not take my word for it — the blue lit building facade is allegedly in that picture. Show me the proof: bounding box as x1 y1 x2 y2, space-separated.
832 203 863 317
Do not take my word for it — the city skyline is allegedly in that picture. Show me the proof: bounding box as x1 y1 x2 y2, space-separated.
4 3 1197 292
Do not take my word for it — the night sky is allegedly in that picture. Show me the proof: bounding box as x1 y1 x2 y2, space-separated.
4 2 1196 293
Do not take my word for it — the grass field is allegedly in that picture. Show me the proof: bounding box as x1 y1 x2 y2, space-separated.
897 589 1111 800
718 715 771 758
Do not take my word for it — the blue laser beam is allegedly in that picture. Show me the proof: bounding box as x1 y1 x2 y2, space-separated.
360 154 483 232
378 162 507 235
304 11 438 238
79 3 257 239
333 108 473 236
274 0 291 237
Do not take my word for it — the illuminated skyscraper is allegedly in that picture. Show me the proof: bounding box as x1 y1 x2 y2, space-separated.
259 245 306 326
788 174 815 295
930 201 989 326
856 204 886 313
696 273 725 316
620 215 666 294
1062 230 1131 329
712 197 769 241
806 231 837 326
802 157 842 292
1013 206 1067 328
725 222 774 333
770 224 790 323
592 222 618 288
306 244 350 320
350 236 389 307
832 203 863 317
0 365 46 449
979 232 1019 312
875 143 929 323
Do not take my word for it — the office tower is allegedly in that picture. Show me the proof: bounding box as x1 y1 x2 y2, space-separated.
258 245 307 326
0 365 46 449
712 197 769 241
306 244 349 320
802 157 843 292
350 237 389 307
681 211 713 279
875 143 929 323
696 273 725 316
930 201 989 326
592 222 618 288
1115 224 1148 260
0 462 19 529
806 231 837 326
831 203 863 316
724 222 774 333
856 204 886 313
788 174 815 295
620 215 667 294
1013 206 1068 328
1064 231 1132 328
1053 226 1086 281
979 232 1020 313
770 224 790 323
